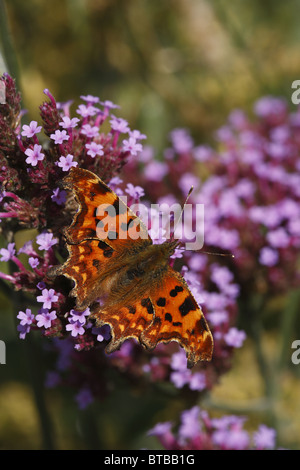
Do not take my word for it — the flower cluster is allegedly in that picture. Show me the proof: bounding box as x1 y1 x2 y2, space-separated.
0 73 145 333
148 405 278 450
0 73 245 408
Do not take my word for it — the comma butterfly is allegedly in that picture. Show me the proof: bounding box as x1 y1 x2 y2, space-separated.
49 167 213 368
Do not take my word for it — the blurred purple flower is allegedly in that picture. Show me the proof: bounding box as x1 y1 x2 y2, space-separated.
36 232 58 251
253 424 276 450
224 327 246 348
0 242 16 261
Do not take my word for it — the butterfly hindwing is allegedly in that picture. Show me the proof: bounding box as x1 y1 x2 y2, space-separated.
91 297 155 353
141 268 213 368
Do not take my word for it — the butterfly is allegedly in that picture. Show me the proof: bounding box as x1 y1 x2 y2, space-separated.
48 167 213 368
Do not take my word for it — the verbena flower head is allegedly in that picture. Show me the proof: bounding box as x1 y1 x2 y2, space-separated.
148 405 279 450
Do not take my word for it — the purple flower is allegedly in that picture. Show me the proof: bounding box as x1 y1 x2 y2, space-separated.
170 370 191 388
57 154 78 171
50 129 70 144
66 319 85 337
253 425 276 450
213 427 250 450
193 145 214 162
125 183 145 199
85 142 104 158
36 232 58 251
122 137 143 156
207 310 228 326
254 96 287 119
17 323 31 339
17 308 35 326
224 327 246 348
24 144 45 166
59 116 80 129
109 176 123 188
211 264 234 290
92 324 111 342
36 309 57 328
75 387 94 410
0 242 16 261
189 372 206 391
80 124 100 138
178 406 201 441
76 104 98 117
169 128 194 153
21 120 42 138
100 99 120 109
178 173 200 195
129 129 147 140
143 161 168 181
109 116 130 134
80 94 100 103
29 257 39 268
69 308 90 324
51 187 67 205
266 227 290 248
148 421 173 437
259 247 279 266
37 288 59 309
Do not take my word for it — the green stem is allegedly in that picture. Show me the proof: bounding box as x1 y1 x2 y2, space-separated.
0 0 20 84
78 406 101 449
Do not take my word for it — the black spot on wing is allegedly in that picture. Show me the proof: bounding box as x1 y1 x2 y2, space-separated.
164 313 172 322
156 297 166 307
92 259 100 269
170 285 184 297
126 305 136 314
141 298 154 315
179 295 197 317
97 240 114 258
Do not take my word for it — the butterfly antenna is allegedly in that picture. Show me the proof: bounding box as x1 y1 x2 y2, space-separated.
201 251 235 258
170 186 194 242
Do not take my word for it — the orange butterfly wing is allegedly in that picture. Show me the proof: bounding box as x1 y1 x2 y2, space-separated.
143 268 213 368
61 167 151 247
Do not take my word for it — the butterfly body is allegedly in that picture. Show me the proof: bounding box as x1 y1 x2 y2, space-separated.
49 167 213 368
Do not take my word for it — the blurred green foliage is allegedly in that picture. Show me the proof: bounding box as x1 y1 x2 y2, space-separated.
0 0 300 450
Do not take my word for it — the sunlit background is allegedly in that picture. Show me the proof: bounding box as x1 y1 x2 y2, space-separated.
0 0 300 449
